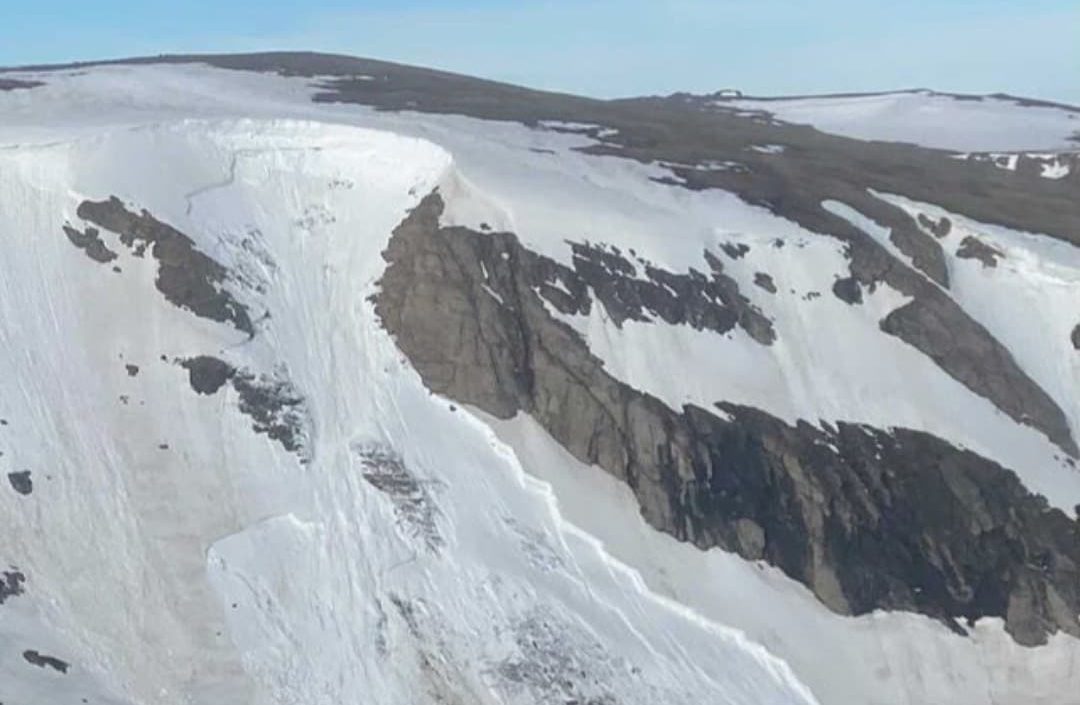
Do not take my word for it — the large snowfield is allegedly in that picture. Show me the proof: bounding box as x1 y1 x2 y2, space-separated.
721 90 1080 152
0 63 1078 705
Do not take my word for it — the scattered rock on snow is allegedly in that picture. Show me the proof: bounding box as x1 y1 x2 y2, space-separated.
7 470 32 496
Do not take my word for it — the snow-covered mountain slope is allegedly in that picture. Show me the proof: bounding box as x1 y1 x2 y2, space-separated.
0 54 1078 705
707 89 1080 152
0 119 816 705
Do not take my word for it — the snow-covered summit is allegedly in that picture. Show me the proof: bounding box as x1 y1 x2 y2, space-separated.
707 88 1080 152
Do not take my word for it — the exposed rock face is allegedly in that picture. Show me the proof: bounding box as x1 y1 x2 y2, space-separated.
753 272 777 294
376 192 1080 646
0 78 42 91
836 206 1075 456
555 242 775 344
22 650 69 674
63 225 118 263
831 276 863 304
232 370 308 456
721 242 750 259
181 356 235 395
895 225 949 286
63 197 309 460
876 296 1077 457
918 213 952 238
74 197 254 336
0 570 25 604
956 236 1005 267
222 51 1070 455
308 53 1075 451
382 201 773 349
1073 324 1080 350
178 356 309 458
34 55 1078 455
7 470 32 496
862 202 950 288
688 405 1080 646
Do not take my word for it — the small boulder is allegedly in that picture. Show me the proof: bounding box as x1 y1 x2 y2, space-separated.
7 470 32 496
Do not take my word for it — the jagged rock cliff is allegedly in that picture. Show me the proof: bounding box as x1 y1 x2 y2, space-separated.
376 192 1080 646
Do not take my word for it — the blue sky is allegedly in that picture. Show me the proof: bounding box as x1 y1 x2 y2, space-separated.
2 1 1077 102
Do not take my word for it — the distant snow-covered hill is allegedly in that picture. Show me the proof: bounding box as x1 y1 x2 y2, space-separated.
0 53 1078 705
704 88 1080 152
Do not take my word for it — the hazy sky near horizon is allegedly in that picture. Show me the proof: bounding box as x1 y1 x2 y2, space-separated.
2 1 1077 102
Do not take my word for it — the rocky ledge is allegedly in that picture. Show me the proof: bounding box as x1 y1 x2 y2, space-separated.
376 191 1080 646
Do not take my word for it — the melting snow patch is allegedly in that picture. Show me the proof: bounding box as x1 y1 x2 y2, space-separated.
1040 158 1072 179
748 144 785 154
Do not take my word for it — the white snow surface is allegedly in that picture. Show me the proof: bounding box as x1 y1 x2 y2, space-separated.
0 120 815 705
0 62 1077 705
724 90 1080 151
875 192 1080 454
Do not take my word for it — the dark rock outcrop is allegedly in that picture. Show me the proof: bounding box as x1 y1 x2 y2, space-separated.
74 198 254 336
14 52 1079 646
391 205 773 347
826 202 1075 456
1073 324 1080 351
0 570 25 604
181 356 235 395
876 297 1078 456
0 78 42 91
721 242 750 259
918 213 952 238
891 220 950 287
7 471 32 496
839 199 949 288
232 370 307 455
831 276 862 304
178 356 308 457
956 236 1005 268
303 53 1080 452
63 225 118 263
753 272 777 293
558 242 775 344
376 192 1080 646
22 650 68 674
228 51 1072 453
28 54 1078 454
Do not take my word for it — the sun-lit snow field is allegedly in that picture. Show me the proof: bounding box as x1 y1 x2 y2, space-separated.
723 90 1080 152
0 64 1078 705
0 120 819 705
